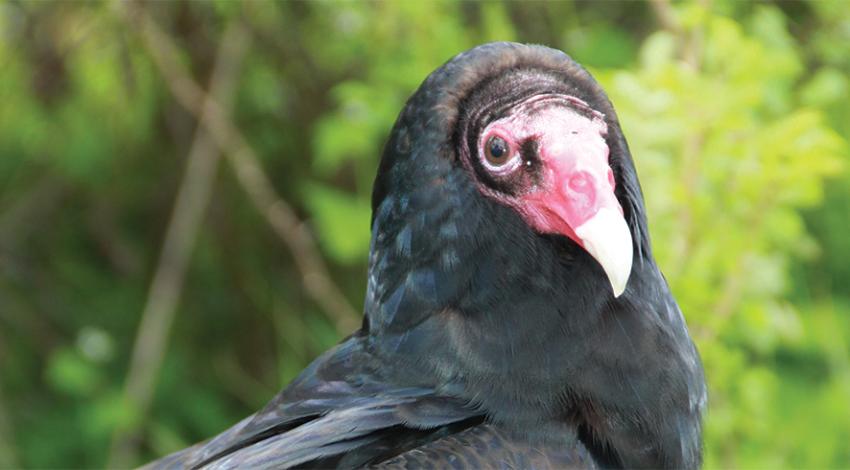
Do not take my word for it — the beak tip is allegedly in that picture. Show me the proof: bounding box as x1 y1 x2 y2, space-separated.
574 207 633 299
611 274 629 298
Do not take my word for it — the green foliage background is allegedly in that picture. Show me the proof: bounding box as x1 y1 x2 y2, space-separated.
1 1 849 468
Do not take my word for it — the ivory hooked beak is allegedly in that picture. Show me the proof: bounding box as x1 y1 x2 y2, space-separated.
574 207 633 297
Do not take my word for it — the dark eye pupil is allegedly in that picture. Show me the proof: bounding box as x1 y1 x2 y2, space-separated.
487 136 508 163
490 140 505 158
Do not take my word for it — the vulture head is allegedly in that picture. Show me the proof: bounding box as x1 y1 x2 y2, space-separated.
457 64 633 297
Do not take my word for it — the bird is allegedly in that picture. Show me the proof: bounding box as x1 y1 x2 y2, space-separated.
147 42 706 470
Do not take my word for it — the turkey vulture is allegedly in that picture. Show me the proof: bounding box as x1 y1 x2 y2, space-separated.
148 42 706 469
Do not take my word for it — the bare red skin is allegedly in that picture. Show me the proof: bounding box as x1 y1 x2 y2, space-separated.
476 95 623 249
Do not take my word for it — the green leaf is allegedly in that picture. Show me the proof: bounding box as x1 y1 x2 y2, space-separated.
45 348 102 397
303 183 372 263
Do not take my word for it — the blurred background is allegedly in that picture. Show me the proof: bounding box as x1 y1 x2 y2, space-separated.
0 1 848 468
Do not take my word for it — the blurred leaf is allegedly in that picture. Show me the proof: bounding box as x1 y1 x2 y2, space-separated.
45 348 102 397
303 183 372 263
568 23 637 68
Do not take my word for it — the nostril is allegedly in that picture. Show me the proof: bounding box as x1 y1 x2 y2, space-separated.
568 172 591 192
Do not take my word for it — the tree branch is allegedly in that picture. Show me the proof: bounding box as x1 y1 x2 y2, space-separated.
106 16 250 469
648 0 709 278
116 2 360 334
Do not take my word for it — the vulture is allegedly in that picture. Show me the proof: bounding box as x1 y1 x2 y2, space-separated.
148 42 706 469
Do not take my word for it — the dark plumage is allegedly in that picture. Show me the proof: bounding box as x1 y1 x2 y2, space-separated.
148 42 706 470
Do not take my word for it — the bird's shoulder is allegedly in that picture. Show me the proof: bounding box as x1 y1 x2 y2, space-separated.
144 335 480 469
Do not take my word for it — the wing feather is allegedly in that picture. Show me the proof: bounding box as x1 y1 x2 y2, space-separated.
145 335 481 470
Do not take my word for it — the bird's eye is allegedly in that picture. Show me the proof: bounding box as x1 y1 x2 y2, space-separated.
484 135 512 166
